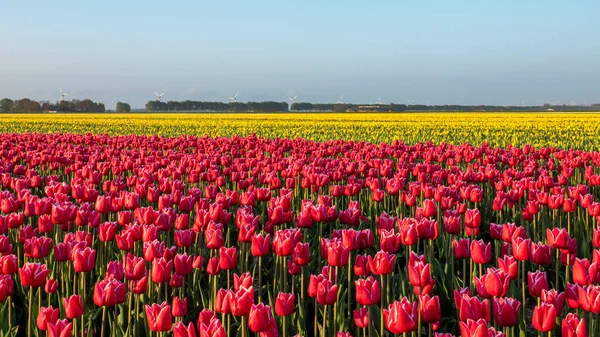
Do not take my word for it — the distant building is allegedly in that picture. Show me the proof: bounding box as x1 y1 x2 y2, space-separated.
357 105 388 112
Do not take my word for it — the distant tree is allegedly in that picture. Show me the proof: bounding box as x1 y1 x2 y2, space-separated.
13 98 41 112
0 98 14 112
116 102 131 113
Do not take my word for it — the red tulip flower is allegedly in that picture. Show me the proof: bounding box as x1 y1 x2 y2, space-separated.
511 237 531 261
368 250 396 275
145 302 173 332
60 294 83 320
530 242 552 265
248 303 273 332
355 276 381 306
152 257 173 283
353 308 369 328
46 319 73 337
547 228 572 249
459 319 488 337
72 246 97 272
470 240 491 264
418 294 441 323
528 271 549 298
231 286 254 316
275 292 295 316
383 298 417 334
453 238 471 259
492 297 520 327
37 306 59 330
317 279 338 305
172 296 188 317
562 313 587 337
497 255 518 280
93 278 126 307
125 253 146 280
219 246 238 270
532 302 556 332
45 278 58 293
173 322 197 337
19 262 49 287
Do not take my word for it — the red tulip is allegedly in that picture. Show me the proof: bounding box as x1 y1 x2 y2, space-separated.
275 292 295 316
421 199 437 218
530 242 552 265
317 279 338 305
125 253 146 280
234 272 253 291
453 238 471 259
219 246 238 270
215 289 233 314
37 306 59 330
492 297 520 327
173 322 197 337
459 319 488 337
353 308 369 328
532 302 556 332
327 240 350 267
418 294 441 323
474 268 510 298
368 250 396 275
45 278 58 293
573 258 597 286
577 285 600 313
231 286 254 316
46 319 73 337
19 262 49 287
251 233 270 257
145 302 173 332
562 313 587 337
24 236 53 259
541 289 565 314
459 295 490 322
383 298 417 334
63 295 84 319
0 254 17 274
93 278 126 307
547 227 571 249
470 240 491 264
72 246 96 272
172 296 188 317
152 257 173 283
355 276 380 306
511 237 530 261
497 255 518 280
528 271 549 297
354 254 370 276
464 209 480 229
248 303 273 332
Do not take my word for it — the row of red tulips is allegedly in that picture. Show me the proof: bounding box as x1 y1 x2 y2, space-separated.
0 133 599 337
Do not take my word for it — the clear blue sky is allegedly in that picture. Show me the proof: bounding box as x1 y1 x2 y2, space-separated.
1 1 598 108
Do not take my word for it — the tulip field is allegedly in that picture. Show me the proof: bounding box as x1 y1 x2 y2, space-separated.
0 114 599 337
1 112 600 150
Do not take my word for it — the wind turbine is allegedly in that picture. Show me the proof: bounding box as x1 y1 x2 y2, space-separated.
229 92 239 103
154 91 165 102
376 96 383 105
336 95 344 104
406 100 416 105
59 87 68 102
289 95 298 103
112 97 118 110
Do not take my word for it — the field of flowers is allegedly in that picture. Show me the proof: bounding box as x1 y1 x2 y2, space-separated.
1 112 600 150
0 114 599 337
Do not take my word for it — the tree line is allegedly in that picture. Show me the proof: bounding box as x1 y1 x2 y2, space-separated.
145 100 289 112
0 98 107 113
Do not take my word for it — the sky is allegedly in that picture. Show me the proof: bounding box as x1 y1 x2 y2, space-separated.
0 1 599 108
